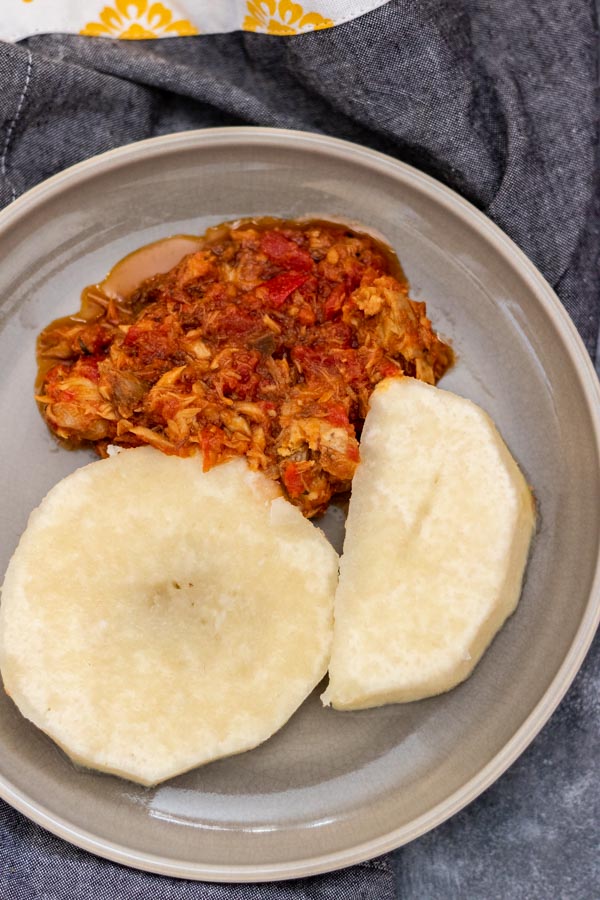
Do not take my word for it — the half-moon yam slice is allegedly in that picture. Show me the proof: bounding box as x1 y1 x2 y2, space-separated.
322 378 536 710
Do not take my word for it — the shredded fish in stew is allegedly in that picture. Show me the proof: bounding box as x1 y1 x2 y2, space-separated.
36 219 453 516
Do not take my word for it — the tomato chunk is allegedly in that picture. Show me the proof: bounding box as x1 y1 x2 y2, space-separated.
282 462 305 498
260 231 313 271
257 272 310 308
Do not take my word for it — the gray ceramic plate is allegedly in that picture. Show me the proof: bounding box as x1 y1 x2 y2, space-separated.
0 128 599 882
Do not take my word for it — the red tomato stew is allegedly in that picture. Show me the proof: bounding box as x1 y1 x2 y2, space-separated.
36 219 453 516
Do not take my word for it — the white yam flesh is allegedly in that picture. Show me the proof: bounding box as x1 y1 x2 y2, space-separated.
0 448 338 785
322 378 536 710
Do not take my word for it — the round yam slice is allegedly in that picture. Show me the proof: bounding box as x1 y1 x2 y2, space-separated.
322 377 536 710
0 448 338 785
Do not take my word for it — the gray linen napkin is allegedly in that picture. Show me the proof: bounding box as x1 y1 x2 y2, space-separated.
0 801 393 899
0 1 598 897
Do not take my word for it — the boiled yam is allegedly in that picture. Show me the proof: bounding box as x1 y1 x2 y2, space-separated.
0 448 338 785
322 378 535 710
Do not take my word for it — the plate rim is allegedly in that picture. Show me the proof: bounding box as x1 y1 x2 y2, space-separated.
1 126 599 882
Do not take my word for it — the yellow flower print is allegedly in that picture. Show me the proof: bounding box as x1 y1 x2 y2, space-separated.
244 0 333 35
81 0 198 40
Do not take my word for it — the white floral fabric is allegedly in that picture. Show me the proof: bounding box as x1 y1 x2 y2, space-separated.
2 0 391 41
